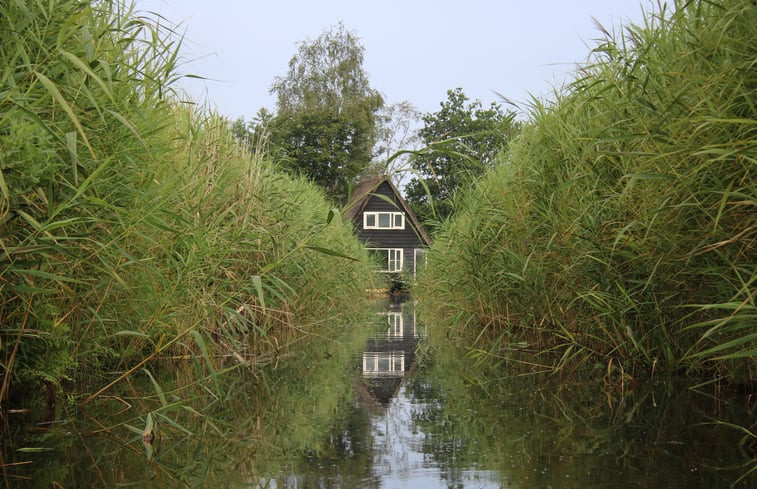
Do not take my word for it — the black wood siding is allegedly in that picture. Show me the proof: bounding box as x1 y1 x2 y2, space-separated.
354 181 426 275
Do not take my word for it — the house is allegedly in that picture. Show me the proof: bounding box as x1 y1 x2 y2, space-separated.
344 176 432 280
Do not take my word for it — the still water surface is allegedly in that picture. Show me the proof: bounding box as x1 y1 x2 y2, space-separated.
271 300 754 488
2 300 754 488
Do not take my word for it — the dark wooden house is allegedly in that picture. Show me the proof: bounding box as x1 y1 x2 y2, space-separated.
344 176 431 279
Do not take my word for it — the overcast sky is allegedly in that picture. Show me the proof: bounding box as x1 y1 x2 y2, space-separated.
134 1 654 120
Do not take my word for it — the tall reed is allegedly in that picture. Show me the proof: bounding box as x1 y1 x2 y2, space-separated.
0 0 372 407
417 0 756 383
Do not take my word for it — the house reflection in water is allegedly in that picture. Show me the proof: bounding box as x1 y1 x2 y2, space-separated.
360 301 421 406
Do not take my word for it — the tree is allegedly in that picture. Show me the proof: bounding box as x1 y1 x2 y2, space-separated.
268 23 383 201
404 88 518 224
231 108 273 149
369 101 421 181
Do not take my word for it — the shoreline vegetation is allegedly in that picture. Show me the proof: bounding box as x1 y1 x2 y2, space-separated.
1 0 754 485
416 0 755 387
0 0 372 411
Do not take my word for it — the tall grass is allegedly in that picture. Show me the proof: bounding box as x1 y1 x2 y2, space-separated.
417 0 756 383
0 0 372 407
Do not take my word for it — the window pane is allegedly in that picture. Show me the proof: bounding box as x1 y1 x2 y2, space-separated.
394 213 403 228
388 249 402 272
378 213 391 228
369 249 389 271
378 357 390 371
393 356 403 371
368 249 404 272
365 214 375 227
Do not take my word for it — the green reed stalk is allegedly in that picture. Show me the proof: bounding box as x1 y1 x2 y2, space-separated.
417 0 756 383
0 0 372 408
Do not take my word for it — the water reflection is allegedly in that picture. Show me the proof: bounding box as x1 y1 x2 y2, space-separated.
280 300 517 488
0 306 376 488
359 301 499 487
3 300 753 488
280 299 755 489
360 301 420 406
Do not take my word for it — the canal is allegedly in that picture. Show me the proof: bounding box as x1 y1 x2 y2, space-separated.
271 300 755 488
1 300 754 487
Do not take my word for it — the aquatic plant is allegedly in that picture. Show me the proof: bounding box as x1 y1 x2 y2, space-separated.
417 0 756 383
0 0 372 409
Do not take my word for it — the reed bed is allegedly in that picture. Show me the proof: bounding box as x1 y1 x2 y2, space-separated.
417 0 756 383
0 0 372 408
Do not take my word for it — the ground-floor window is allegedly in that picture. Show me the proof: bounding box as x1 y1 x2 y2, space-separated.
384 311 403 336
368 248 403 272
413 248 427 276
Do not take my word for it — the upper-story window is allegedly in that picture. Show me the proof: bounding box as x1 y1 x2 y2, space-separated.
364 211 405 230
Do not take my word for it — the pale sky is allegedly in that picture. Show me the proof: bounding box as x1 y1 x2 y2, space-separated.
134 1 654 120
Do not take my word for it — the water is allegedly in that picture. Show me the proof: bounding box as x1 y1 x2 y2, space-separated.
271 300 755 488
2 299 754 488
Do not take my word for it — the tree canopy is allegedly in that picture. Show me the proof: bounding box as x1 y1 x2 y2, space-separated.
404 88 518 224
267 22 383 201
369 101 421 181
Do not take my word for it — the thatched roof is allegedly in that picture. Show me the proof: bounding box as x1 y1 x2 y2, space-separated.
344 175 432 246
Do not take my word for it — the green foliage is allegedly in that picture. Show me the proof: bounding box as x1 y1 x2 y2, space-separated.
1 0 175 402
268 22 384 202
0 0 373 408
230 108 273 149
268 108 377 201
404 88 519 224
417 0 756 382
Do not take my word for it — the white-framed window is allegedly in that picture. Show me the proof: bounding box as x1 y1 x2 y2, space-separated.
363 211 405 230
362 352 405 377
413 248 427 277
368 248 403 273
385 312 403 337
